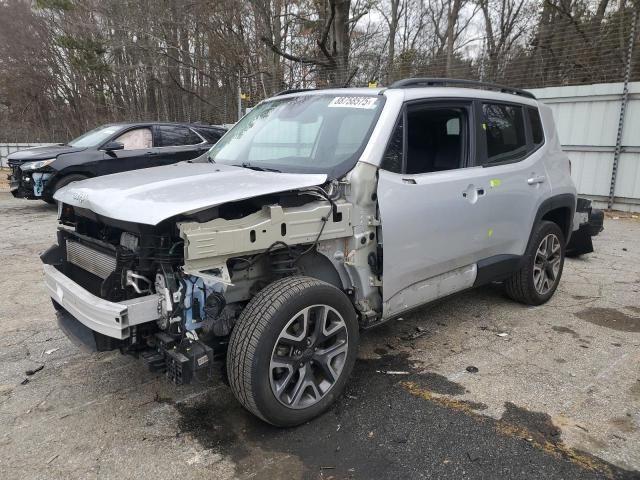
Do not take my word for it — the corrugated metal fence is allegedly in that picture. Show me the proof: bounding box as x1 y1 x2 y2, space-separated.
530 81 640 212
0 143 56 168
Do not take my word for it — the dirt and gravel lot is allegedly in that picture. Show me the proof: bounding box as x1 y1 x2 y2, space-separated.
0 187 639 480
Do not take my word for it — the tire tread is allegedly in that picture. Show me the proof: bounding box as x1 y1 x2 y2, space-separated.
505 220 564 305
227 276 327 422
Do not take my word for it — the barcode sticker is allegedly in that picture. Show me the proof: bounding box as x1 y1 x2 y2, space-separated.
328 96 378 109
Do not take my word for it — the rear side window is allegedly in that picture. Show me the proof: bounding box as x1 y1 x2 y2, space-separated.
527 108 544 146
482 103 527 164
157 126 202 147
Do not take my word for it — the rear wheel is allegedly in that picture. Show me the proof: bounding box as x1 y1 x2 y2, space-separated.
505 221 565 305
227 276 359 427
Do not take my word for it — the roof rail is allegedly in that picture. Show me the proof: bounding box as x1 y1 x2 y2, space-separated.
273 88 316 97
387 78 536 100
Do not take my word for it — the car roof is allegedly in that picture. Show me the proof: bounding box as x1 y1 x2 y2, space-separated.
270 79 539 108
101 121 226 130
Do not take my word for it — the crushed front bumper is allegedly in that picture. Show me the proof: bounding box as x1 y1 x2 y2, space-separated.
43 264 160 339
7 165 53 199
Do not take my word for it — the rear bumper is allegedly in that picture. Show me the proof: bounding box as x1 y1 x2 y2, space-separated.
567 198 604 256
43 264 160 339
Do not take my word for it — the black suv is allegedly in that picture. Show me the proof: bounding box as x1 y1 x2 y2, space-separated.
8 122 226 203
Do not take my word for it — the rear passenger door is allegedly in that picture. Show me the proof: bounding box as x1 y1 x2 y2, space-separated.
153 125 209 165
470 101 551 268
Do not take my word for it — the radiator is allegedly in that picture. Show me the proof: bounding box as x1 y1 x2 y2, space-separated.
66 240 117 279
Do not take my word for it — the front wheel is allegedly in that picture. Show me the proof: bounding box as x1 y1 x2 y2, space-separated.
505 221 565 305
227 276 359 427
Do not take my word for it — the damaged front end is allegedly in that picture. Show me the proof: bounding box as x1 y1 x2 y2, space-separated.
43 170 381 385
8 159 55 199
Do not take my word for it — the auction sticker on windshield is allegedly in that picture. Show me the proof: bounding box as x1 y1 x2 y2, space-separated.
328 96 378 109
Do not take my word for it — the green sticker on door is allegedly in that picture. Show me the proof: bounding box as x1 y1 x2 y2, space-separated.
490 179 502 188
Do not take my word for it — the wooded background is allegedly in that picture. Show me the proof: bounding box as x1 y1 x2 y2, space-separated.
0 0 638 142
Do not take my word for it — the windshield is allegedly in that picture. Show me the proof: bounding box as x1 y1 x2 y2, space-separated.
68 125 122 148
208 94 384 178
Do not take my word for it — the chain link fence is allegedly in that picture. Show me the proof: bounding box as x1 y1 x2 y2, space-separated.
0 6 637 141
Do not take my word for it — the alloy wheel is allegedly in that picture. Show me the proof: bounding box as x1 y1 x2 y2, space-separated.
533 233 562 295
269 304 349 409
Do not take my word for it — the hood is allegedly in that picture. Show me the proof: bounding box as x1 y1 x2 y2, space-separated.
8 145 87 163
54 162 327 226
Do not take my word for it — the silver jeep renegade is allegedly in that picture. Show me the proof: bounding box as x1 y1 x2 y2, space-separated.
43 78 599 426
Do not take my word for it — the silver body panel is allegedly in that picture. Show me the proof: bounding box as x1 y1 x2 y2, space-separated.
44 264 160 339
54 162 327 225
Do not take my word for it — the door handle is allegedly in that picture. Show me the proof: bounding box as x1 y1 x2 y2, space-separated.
402 178 417 184
527 175 546 185
463 187 485 198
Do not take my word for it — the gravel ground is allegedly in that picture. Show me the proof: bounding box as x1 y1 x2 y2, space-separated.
0 190 638 480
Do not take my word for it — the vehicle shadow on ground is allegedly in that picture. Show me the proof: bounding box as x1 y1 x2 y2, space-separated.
1 198 58 214
167 287 636 480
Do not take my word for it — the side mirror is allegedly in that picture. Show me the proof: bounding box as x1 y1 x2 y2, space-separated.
102 141 124 152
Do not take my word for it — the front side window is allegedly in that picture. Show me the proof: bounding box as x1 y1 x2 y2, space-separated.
114 128 153 150
68 125 121 148
157 126 202 147
208 94 384 178
380 105 468 175
406 107 466 173
482 103 526 164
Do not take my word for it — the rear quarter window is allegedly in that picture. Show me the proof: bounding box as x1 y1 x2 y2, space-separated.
527 108 545 146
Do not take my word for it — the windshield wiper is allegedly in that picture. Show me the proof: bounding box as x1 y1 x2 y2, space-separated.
234 162 281 173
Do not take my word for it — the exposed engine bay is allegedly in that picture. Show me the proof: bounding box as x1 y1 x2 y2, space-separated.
43 172 382 385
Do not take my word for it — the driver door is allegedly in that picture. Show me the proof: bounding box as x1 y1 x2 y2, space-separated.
378 101 491 317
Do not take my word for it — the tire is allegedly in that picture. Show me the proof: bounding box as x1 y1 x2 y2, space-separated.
505 221 565 305
46 174 89 202
227 276 359 427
